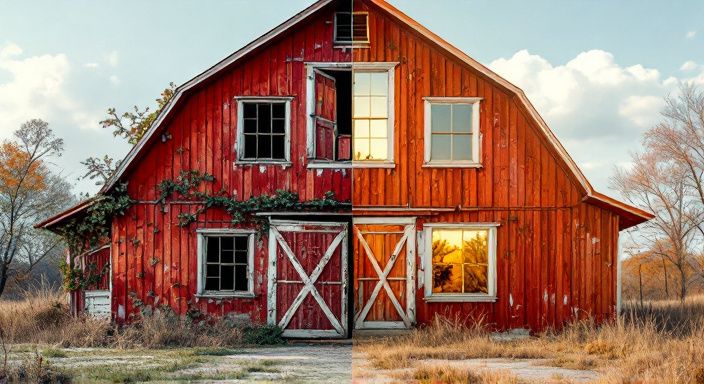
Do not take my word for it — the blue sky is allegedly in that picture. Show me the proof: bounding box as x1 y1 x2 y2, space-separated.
1 0 703 195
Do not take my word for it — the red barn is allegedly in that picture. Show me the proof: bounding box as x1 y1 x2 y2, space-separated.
37 0 652 337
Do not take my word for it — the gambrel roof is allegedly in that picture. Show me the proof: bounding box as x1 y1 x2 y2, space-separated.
39 0 653 230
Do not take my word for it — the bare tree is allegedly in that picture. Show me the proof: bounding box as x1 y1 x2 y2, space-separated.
0 119 74 297
612 148 702 301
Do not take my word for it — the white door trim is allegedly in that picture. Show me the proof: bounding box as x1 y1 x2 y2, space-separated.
267 221 349 338
353 217 416 329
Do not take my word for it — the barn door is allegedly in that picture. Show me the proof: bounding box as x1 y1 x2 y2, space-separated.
313 69 337 160
267 221 348 338
353 218 416 329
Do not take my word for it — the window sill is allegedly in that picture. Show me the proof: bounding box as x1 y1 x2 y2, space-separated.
424 295 497 303
422 162 482 169
196 292 255 299
235 161 292 168
307 161 352 169
333 42 370 49
352 161 395 169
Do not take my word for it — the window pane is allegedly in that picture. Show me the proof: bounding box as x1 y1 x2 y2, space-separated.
206 238 219 263
243 118 257 133
463 230 488 264
463 264 488 294
354 96 370 118
244 135 257 158
453 134 472 161
220 266 234 290
369 72 388 95
353 138 369 160
272 103 285 119
235 265 248 291
432 230 462 263
258 105 271 133
353 119 370 138
243 103 256 119
258 135 271 158
452 105 472 133
431 104 451 133
432 264 462 293
205 277 219 291
272 135 285 159
369 119 387 138
221 237 233 252
431 134 451 161
272 118 285 134
220 249 234 264
370 96 387 118
369 138 387 160
235 250 248 264
354 72 370 96
206 264 219 278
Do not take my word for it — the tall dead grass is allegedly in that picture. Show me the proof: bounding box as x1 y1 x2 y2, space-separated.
0 286 281 349
357 296 704 384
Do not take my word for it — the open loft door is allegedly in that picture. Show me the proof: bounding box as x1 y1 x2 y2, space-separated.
311 68 351 162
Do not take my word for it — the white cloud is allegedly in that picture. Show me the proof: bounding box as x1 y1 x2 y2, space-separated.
106 50 119 67
489 49 704 193
0 42 98 139
83 62 99 69
680 60 698 71
109 75 120 86
686 30 696 39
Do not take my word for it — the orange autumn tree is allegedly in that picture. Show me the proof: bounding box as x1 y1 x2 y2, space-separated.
0 119 74 297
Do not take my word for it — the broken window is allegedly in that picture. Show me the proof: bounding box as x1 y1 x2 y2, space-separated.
200 233 252 295
424 225 497 302
334 12 369 45
311 69 352 162
239 100 288 161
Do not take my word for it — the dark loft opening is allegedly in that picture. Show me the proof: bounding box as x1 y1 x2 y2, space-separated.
314 68 351 161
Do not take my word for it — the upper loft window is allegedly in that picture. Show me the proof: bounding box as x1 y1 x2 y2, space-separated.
236 98 291 163
334 12 369 45
424 97 481 167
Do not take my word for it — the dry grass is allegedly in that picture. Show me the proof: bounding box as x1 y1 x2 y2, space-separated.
0 287 281 349
405 364 521 384
357 296 704 384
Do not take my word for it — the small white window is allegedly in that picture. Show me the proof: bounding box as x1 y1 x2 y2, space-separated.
334 12 369 45
424 97 481 167
197 229 254 298
423 224 497 302
236 97 292 164
352 63 396 166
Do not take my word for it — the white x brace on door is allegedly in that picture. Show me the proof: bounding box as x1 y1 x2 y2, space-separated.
267 221 348 338
353 217 416 329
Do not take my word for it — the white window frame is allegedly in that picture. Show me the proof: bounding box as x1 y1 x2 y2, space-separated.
333 11 370 46
196 228 255 298
352 62 397 168
423 223 498 302
235 96 293 165
305 62 353 169
423 97 482 168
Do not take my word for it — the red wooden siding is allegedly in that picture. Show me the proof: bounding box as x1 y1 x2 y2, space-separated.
351 0 620 331
110 4 352 322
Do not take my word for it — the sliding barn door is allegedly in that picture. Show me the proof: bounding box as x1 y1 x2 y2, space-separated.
353 218 416 329
267 221 348 338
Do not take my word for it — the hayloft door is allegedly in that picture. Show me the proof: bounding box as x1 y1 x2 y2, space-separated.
313 69 337 160
268 221 348 338
353 218 416 329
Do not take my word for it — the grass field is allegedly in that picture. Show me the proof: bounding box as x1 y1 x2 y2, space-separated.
1 289 703 383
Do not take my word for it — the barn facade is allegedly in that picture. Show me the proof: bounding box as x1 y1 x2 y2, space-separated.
37 0 652 337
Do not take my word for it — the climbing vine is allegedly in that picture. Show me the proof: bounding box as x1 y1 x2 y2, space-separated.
157 170 349 235
59 261 111 291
